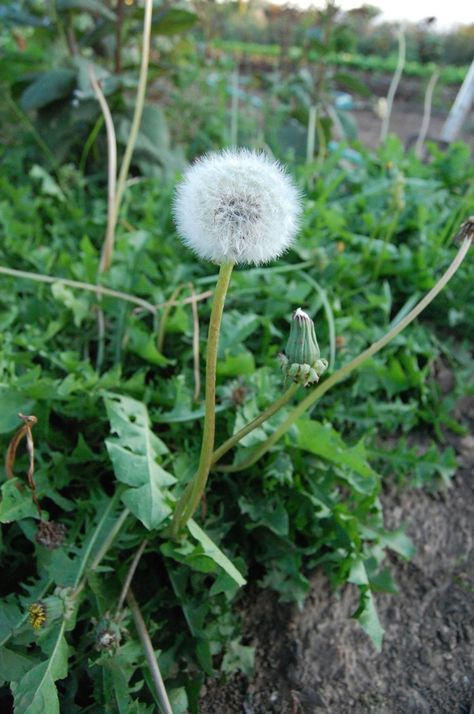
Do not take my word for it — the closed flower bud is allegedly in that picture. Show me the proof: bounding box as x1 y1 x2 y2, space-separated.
286 307 321 365
279 308 328 387
93 612 127 652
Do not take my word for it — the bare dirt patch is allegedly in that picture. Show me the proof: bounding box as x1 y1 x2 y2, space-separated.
201 398 474 714
345 72 474 151
354 104 474 153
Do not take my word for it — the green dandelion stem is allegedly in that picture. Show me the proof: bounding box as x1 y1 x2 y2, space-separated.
171 261 234 536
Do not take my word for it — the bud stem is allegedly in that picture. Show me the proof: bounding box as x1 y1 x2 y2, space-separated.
211 382 300 468
170 261 234 536
217 236 472 473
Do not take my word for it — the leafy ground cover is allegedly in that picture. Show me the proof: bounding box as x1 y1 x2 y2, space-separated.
0 128 473 712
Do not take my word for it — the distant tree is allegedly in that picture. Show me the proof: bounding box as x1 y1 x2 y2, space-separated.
442 24 474 66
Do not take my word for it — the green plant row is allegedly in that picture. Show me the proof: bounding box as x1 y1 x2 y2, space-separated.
211 39 469 84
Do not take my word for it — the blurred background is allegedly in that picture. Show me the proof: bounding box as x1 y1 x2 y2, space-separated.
1 0 473 173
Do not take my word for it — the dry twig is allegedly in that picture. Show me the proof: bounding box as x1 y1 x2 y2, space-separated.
5 414 42 517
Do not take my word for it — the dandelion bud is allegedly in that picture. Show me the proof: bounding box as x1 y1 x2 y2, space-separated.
94 613 127 652
286 307 321 365
35 519 67 549
28 596 65 630
279 308 328 387
173 148 302 265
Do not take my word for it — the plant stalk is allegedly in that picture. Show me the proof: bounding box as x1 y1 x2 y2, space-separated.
0 266 212 315
415 68 440 158
88 62 120 367
88 65 117 277
113 0 153 233
171 262 234 536
114 0 125 74
126 589 173 714
0 266 157 312
189 282 202 402
157 283 186 353
116 539 148 615
380 26 406 143
211 382 299 467
74 504 130 597
306 104 317 165
218 236 472 473
230 67 239 146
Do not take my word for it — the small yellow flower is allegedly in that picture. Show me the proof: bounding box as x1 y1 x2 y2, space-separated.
28 602 47 630
28 595 65 630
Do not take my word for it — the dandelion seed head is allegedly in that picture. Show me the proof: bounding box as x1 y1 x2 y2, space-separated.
173 149 302 265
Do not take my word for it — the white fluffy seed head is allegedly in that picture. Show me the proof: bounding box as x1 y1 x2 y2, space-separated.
173 149 302 265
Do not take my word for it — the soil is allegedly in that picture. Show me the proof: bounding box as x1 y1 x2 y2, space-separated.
353 102 474 153
201 396 474 714
349 73 474 152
